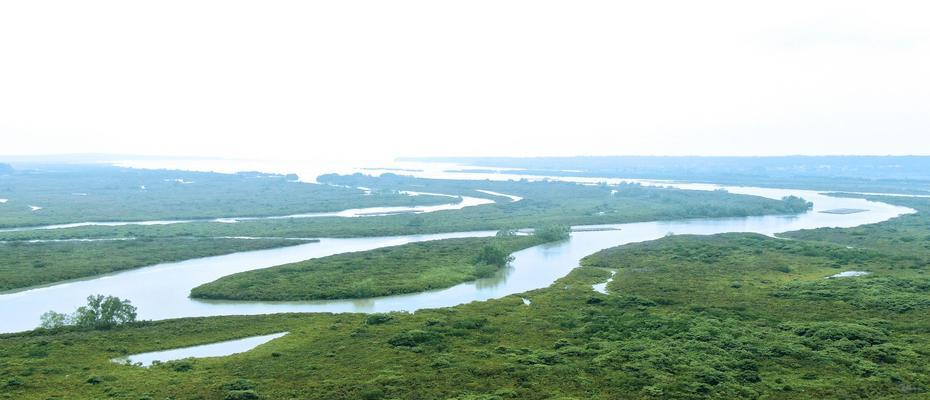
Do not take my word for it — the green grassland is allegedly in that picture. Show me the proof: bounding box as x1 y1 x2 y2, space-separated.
0 166 447 228
0 238 313 291
190 236 545 301
2 196 928 399
0 176 812 242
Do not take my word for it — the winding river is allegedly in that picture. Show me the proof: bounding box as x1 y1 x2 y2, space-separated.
0 179 912 334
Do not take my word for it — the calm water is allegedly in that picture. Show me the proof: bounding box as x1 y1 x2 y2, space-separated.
0 185 911 334
112 332 288 367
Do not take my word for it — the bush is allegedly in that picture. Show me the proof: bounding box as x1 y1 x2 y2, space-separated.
167 360 194 372
5 378 24 388
535 225 571 242
39 311 70 329
451 318 487 330
225 390 260 400
388 330 439 347
474 244 514 267
781 196 813 212
365 314 394 325
221 379 256 391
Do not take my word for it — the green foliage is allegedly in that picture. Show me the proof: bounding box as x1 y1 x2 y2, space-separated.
365 314 394 325
72 295 138 329
40 295 137 331
388 330 440 347
39 311 69 329
191 236 543 301
473 244 514 268
224 390 259 400
780 195 814 212
534 224 570 241
220 379 256 391
773 277 930 313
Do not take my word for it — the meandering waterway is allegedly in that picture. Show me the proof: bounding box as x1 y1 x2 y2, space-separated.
0 182 911 334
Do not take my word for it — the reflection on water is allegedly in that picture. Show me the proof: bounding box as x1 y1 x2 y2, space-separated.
0 182 914 334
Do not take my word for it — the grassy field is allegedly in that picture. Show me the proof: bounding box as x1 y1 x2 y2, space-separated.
190 235 546 301
0 238 313 291
2 195 928 399
0 165 447 228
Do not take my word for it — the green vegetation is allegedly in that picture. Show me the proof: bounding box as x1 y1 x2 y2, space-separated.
0 171 810 292
781 194 930 255
40 295 137 330
1 195 927 399
11 168 923 399
0 238 313 291
4 220 930 398
533 224 571 242
0 175 812 242
0 165 448 228
191 235 545 301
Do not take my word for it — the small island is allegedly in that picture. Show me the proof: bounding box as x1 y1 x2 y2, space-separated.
190 226 570 301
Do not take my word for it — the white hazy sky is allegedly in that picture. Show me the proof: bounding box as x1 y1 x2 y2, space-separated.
1 1 929 162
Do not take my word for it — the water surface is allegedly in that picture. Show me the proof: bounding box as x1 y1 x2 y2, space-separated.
112 332 287 367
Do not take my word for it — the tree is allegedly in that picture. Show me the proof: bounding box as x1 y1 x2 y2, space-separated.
535 224 571 242
39 311 70 329
474 244 514 267
41 295 138 330
781 196 813 212
71 295 138 329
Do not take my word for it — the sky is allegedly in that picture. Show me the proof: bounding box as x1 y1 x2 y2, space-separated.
1 1 929 162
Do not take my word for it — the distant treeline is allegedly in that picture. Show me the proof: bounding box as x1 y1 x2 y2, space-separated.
406 156 930 194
